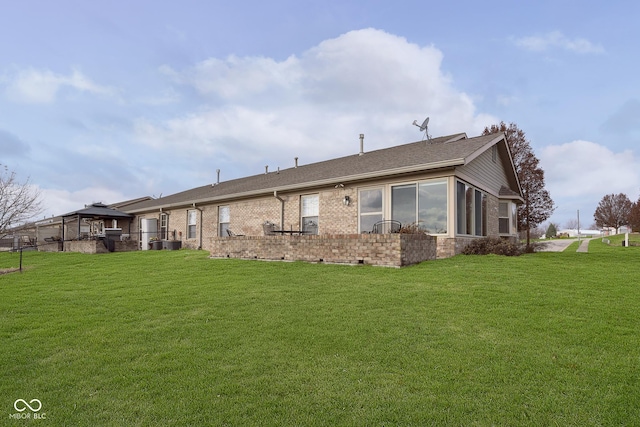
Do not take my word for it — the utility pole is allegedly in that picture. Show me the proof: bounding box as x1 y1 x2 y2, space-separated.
577 209 581 241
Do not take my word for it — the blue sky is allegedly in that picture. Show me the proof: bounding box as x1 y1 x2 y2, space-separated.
1 0 639 229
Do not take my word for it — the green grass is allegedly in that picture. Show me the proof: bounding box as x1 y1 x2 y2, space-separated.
1 245 639 426
603 232 640 246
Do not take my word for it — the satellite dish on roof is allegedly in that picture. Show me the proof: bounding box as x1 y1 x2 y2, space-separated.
412 116 431 140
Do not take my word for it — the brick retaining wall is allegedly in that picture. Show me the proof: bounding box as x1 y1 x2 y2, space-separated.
63 240 138 254
208 233 436 267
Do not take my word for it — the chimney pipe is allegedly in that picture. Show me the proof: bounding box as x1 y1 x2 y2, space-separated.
359 134 364 156
265 165 269 174
294 157 299 168
216 169 220 184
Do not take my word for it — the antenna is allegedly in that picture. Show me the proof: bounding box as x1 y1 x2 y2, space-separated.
412 116 431 140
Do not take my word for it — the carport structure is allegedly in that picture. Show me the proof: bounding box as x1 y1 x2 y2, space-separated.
61 203 134 241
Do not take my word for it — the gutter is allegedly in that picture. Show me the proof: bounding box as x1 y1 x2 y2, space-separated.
192 203 203 250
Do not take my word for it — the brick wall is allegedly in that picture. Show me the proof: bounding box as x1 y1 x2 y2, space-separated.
132 183 509 259
208 233 436 267
63 240 138 254
485 194 500 237
38 240 63 252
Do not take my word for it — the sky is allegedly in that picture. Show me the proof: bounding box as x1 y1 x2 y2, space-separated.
1 0 639 229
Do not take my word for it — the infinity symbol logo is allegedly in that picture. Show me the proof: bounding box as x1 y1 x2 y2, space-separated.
14 399 42 412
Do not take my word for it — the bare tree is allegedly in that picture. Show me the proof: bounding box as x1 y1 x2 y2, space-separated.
628 194 640 232
483 122 555 248
593 193 632 234
0 165 44 238
565 218 579 229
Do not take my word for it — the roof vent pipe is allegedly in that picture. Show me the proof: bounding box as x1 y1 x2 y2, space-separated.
294 157 298 168
359 134 364 156
216 169 220 184
265 165 269 174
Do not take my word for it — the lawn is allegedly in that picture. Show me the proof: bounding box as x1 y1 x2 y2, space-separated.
1 241 639 426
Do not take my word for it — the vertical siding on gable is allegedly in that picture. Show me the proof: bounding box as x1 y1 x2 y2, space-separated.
458 145 510 193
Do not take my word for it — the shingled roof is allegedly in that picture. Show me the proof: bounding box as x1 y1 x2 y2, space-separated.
62 203 134 219
124 132 513 213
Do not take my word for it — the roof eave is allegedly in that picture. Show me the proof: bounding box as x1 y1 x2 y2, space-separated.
124 158 465 213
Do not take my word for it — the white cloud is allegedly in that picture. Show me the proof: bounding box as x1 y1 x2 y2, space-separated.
5 68 115 104
136 87 181 106
39 186 131 218
540 139 639 201
512 31 604 54
145 28 497 171
496 95 518 107
160 54 301 100
540 140 640 226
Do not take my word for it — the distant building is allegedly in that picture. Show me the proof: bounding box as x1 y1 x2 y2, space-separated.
558 229 604 238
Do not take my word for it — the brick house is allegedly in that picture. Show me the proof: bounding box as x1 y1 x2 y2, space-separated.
122 132 523 264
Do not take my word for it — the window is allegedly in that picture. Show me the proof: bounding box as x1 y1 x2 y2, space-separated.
301 195 319 234
456 180 487 236
418 180 447 234
219 206 230 237
456 181 466 235
187 210 197 239
499 202 509 233
392 184 417 228
160 213 168 240
465 186 473 235
481 193 488 236
390 179 448 234
474 190 484 236
359 188 383 233
391 179 447 234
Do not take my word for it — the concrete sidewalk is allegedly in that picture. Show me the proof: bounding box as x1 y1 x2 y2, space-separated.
538 238 592 253
576 238 593 253
538 239 574 252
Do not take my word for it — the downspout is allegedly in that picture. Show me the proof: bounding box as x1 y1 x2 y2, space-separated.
274 191 285 230
193 203 203 250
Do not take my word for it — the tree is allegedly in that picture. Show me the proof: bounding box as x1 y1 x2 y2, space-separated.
565 218 579 229
529 225 545 240
0 165 44 238
629 196 640 232
593 193 632 234
483 122 555 247
545 223 557 239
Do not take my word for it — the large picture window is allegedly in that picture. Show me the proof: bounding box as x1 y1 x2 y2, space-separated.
301 194 319 235
392 184 417 228
359 188 383 233
418 180 448 234
391 179 448 234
